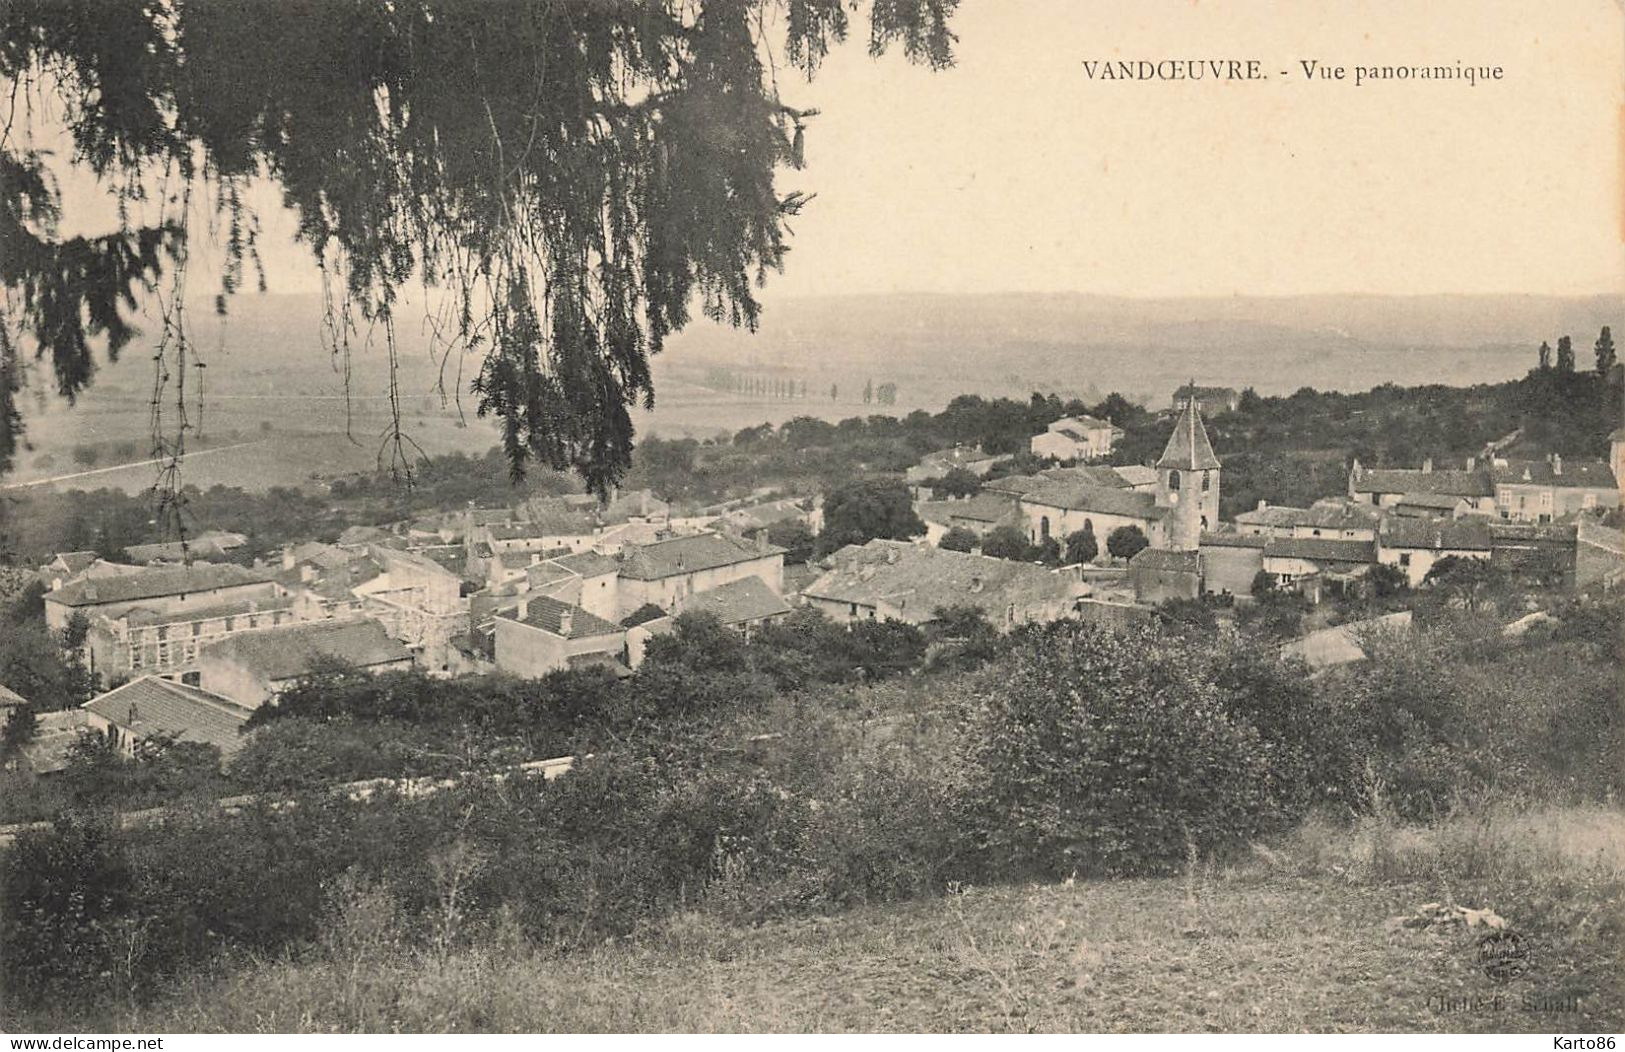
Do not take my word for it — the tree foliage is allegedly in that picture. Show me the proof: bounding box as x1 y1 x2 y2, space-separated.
1063 523 1097 565
817 476 923 553
979 524 1030 562
1105 524 1148 561
929 466 981 499
0 0 959 488
962 622 1277 876
937 525 978 552
1555 335 1576 373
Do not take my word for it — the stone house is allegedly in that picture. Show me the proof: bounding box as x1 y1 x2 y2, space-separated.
802 539 1084 628
43 562 279 632
82 676 255 761
492 595 627 678
1489 456 1619 522
614 532 785 619
1375 518 1493 588
197 618 413 709
1029 416 1121 462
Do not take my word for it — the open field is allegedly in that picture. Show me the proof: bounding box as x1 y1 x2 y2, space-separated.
43 806 1625 1034
10 290 1619 493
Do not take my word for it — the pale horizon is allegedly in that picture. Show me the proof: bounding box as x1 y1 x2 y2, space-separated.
37 0 1625 307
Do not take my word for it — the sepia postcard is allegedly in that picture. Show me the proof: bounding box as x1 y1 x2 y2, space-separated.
0 0 1621 1041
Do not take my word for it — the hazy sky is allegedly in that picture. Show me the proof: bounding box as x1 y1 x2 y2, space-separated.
766 0 1625 299
58 0 1625 302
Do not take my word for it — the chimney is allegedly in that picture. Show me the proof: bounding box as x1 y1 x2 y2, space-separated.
757 530 770 553
558 607 573 636
1466 456 1475 472
127 702 140 726
885 546 900 564
1257 499 1268 511
282 550 296 570
1552 453 1562 476
1421 458 1433 473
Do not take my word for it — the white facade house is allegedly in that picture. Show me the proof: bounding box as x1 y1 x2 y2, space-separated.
1030 416 1121 462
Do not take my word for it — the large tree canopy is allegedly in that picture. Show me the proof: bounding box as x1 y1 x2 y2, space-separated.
0 0 957 494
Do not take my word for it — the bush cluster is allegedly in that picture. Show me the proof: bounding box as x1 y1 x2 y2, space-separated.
4 598 1618 1016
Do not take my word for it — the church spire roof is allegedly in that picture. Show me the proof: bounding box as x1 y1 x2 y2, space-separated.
1157 395 1221 470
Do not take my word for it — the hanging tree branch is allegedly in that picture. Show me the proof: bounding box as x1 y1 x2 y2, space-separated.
0 0 959 495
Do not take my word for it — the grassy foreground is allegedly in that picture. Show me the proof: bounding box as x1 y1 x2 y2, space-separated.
43 805 1625 1034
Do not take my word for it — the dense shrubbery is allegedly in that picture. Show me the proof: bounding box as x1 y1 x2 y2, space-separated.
3 598 1619 1017
960 623 1282 876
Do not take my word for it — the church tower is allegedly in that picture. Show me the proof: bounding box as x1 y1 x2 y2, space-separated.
1155 394 1222 551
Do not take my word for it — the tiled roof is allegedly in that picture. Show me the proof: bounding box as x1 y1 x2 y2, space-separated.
1379 518 1493 551
1490 459 1617 490
722 499 810 530
1489 522 1577 544
1113 465 1160 488
982 474 1045 496
1394 492 1472 509
1263 538 1376 564
0 681 26 707
1020 480 1162 519
1300 499 1384 530
917 494 1019 528
285 541 357 571
676 576 791 626
300 556 384 601
48 563 274 608
913 447 1002 476
550 551 619 577
499 595 623 639
336 525 395 546
489 520 579 541
84 676 254 754
1282 611 1412 669
1129 548 1201 573
1234 505 1308 528
1039 465 1131 489
525 562 577 590
122 596 294 628
1352 467 1494 498
414 546 470 577
1577 520 1625 555
804 540 1078 623
1200 532 1268 549
1156 400 1222 470
51 551 99 574
199 619 411 681
618 532 781 580
1052 415 1113 432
